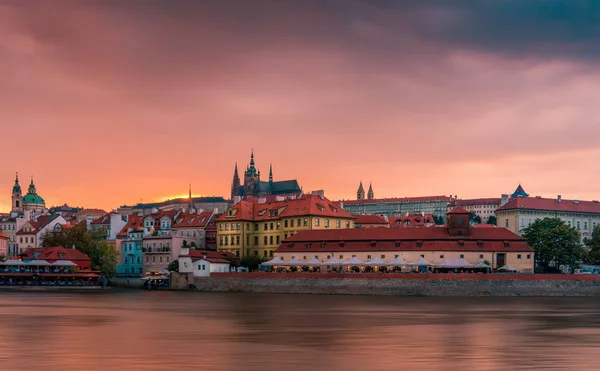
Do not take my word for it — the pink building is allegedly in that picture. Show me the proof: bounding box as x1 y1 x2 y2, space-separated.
0 232 8 257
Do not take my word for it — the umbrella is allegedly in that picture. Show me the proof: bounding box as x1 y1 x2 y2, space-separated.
385 256 409 266
23 259 51 266
262 257 284 266
304 257 322 266
342 257 364 266
3 260 25 266
52 260 77 267
322 257 343 266
365 257 386 266
409 257 432 266
437 259 474 268
497 264 517 272
281 257 304 266
475 262 491 269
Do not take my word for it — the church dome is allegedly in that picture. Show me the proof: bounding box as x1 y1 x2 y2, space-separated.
23 193 45 204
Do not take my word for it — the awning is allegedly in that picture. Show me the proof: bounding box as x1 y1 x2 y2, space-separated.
408 257 432 266
342 257 364 266
437 258 475 268
321 257 343 266
2 260 25 266
282 257 304 266
385 256 409 266
262 257 284 266
365 257 386 266
51 260 77 267
475 262 491 269
497 264 517 272
23 260 51 266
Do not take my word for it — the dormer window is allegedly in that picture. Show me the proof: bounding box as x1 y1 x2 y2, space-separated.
320 243 326 248
306 243 311 248
416 240 423 247
339 242 345 247
503 241 510 248
395 241 401 247
458 240 464 246
477 240 484 248
370 241 376 247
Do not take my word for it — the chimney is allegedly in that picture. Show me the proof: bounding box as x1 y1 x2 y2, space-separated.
72 244 75 250
558 195 562 203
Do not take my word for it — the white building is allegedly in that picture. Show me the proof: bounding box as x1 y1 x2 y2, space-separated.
178 246 231 277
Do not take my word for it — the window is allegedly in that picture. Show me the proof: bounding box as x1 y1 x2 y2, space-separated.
246 235 250 245
420 254 425 258
577 221 580 230
505 220 509 228
276 236 280 244
152 256 155 262
440 254 444 259
584 222 588 230
269 236 274 245
395 255 399 258
270 223 274 230
225 224 229 231
254 250 258 256
346 221 350 228
339 255 343 259
264 250 267 257
254 236 258 245
254 224 258 231
270 250 273 257
284 220 288 228
219 237 223 246
263 223 267 231
236 236 240 245
291 219 295 227
324 219 329 227
367 255 371 259
381 255 385 259
527 254 531 259
315 218 320 227
517 254 522 259
479 254 484 259
304 219 308 227
160 256 163 262
460 254 464 259
336 220 340 228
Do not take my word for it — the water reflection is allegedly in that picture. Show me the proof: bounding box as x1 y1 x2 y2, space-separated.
0 291 598 370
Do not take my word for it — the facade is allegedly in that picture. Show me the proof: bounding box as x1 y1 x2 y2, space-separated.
15 214 67 253
178 248 233 277
117 195 227 216
274 207 535 273
116 215 148 277
90 213 129 240
204 214 220 250
340 195 454 220
217 194 355 259
0 232 7 257
496 194 600 238
452 198 501 224
231 151 301 199
171 211 215 249
0 215 26 257
141 235 184 274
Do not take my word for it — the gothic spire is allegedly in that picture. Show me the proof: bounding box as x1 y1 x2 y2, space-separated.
250 149 255 168
367 182 374 200
357 181 365 200
269 163 273 182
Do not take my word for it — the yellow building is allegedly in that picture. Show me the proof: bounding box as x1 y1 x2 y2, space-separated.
274 207 535 273
217 194 355 259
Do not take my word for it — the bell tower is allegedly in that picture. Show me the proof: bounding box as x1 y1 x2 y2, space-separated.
11 172 23 212
446 206 471 237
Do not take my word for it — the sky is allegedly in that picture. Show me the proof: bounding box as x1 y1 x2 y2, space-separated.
1 0 600 212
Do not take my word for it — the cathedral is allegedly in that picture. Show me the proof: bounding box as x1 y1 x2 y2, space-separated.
11 173 47 214
356 181 375 200
231 151 302 199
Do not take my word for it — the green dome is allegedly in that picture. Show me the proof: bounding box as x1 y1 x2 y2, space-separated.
23 193 45 204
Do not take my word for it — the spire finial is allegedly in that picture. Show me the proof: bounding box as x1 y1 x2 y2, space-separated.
269 163 273 182
189 183 192 199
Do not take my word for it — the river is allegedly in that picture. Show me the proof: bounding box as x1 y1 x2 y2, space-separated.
0 290 599 370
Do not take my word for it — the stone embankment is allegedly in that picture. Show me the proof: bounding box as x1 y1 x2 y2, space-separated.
170 272 600 296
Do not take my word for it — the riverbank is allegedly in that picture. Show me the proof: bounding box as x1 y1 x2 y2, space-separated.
170 272 600 296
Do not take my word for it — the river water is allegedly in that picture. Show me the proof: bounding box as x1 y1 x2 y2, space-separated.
0 290 599 371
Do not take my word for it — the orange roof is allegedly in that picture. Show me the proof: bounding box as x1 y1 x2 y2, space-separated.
341 195 452 206
172 211 213 228
353 215 388 225
117 214 144 237
497 196 600 214
20 246 91 261
221 194 354 222
276 227 532 253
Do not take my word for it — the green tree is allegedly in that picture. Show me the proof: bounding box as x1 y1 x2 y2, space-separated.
522 218 583 272
167 260 179 272
433 215 445 225
583 225 600 265
469 212 482 224
487 216 497 225
0 254 6 262
41 223 118 277
241 254 266 271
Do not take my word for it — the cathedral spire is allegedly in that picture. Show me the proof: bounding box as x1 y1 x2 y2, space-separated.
231 162 241 199
367 182 374 200
250 149 255 168
357 181 365 200
188 183 194 213
269 163 273 183
12 172 21 195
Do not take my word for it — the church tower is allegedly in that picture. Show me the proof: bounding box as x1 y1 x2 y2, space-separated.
11 172 23 212
231 163 241 199
244 150 260 197
357 181 365 200
367 183 374 200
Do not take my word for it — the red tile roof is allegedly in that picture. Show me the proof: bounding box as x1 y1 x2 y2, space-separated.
454 198 501 207
20 246 91 262
91 212 116 225
448 206 470 214
341 195 452 206
16 221 40 235
172 211 213 228
221 194 354 222
389 214 435 227
497 196 600 214
186 249 238 263
117 214 144 237
143 210 179 222
353 215 388 225
0 232 8 239
276 227 532 253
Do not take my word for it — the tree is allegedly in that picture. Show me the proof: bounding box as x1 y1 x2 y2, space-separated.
41 223 119 277
487 216 497 225
433 215 445 225
522 218 583 273
241 254 267 271
469 212 482 224
0 254 5 262
167 260 179 272
583 225 600 265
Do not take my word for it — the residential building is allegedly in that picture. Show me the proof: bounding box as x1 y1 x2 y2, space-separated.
339 195 454 220
15 214 67 253
142 235 184 274
451 198 501 224
142 210 179 236
171 211 215 249
217 194 355 259
231 151 301 199
20 246 92 270
90 213 129 240
496 194 600 239
204 214 220 250
0 232 7 257
116 215 148 277
178 247 236 277
0 215 27 257
274 207 534 273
